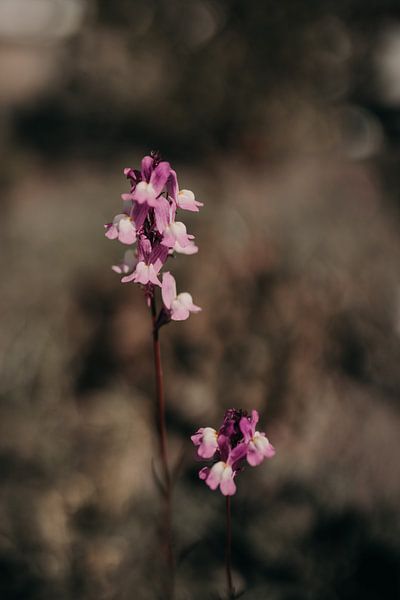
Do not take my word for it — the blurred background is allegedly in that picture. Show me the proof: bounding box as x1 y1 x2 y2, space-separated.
0 0 400 598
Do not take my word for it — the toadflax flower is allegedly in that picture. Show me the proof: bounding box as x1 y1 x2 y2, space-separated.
105 151 202 321
162 272 201 321
191 409 275 496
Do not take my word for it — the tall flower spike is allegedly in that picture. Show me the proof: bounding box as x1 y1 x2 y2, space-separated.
105 153 203 594
192 409 275 496
105 152 202 319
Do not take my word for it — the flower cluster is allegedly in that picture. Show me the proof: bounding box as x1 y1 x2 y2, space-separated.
191 409 275 496
105 152 202 321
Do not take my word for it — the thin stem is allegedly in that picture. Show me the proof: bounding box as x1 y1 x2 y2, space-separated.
226 496 234 599
150 295 174 598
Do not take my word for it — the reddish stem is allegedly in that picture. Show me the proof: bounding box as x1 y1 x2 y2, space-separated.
150 295 174 598
226 495 234 598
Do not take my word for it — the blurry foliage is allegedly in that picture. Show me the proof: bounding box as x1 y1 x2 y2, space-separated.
6 0 400 162
0 1 400 599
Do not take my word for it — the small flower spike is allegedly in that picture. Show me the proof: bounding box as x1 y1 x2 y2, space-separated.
192 409 275 496
105 152 202 322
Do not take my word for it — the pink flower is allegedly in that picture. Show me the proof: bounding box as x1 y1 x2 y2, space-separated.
200 462 236 496
198 444 248 496
132 157 171 207
176 189 203 212
191 408 275 496
105 214 136 245
105 152 202 321
240 410 276 466
166 169 203 212
191 427 218 458
121 261 161 286
161 222 195 250
173 240 198 255
161 272 201 321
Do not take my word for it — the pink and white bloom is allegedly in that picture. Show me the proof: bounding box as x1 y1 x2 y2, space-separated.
121 261 161 286
173 240 199 255
191 408 275 496
162 272 201 321
200 462 236 496
191 427 218 458
240 410 276 466
161 222 194 250
167 169 203 212
133 157 171 207
198 443 248 496
105 214 136 245
105 152 202 319
176 189 203 212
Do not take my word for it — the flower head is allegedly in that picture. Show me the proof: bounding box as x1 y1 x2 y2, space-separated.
105 152 202 323
191 409 275 496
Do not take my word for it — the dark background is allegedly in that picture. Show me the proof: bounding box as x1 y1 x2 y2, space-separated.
0 1 399 598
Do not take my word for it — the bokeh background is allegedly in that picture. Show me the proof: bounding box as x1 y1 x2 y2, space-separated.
1 0 400 598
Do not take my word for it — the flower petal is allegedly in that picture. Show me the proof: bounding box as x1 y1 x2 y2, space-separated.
199 467 210 481
121 272 136 283
141 155 153 182
167 169 178 201
132 203 149 229
191 428 205 447
118 218 136 245
205 462 225 490
173 240 198 255
220 466 236 496
229 442 248 470
170 305 190 321
161 272 177 309
239 415 253 442
154 196 171 233
105 224 118 239
150 161 170 195
197 427 218 459
177 189 203 212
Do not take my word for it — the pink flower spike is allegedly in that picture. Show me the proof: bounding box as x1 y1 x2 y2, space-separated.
177 189 204 212
191 427 218 459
